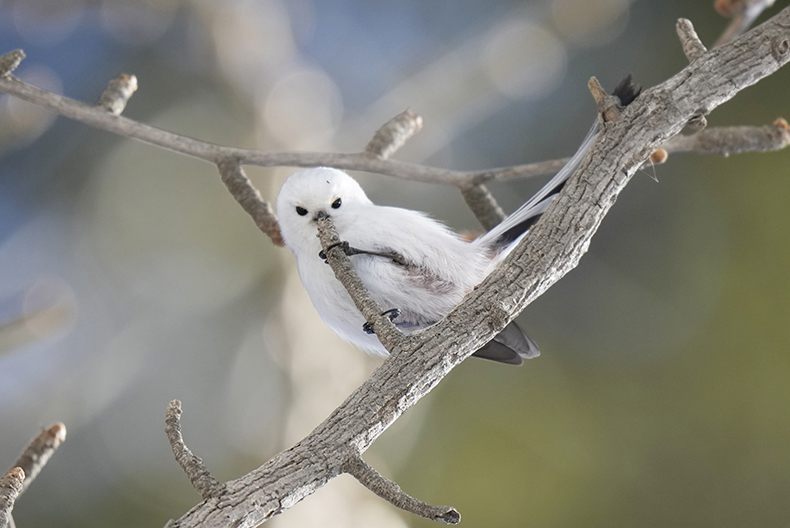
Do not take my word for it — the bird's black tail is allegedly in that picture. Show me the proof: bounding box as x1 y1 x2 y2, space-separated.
472 321 540 365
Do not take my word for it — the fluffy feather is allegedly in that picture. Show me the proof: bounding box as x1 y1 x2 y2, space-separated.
276 76 640 364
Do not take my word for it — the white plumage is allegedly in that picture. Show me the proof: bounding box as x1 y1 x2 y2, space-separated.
275 121 601 364
275 76 639 364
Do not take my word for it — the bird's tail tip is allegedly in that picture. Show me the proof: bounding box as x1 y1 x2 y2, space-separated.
612 74 642 107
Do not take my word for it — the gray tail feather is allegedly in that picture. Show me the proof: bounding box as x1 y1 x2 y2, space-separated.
477 74 641 250
477 120 600 249
472 321 540 366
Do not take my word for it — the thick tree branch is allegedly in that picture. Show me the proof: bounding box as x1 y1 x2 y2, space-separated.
163 9 790 527
1 6 789 525
343 456 460 524
165 400 226 500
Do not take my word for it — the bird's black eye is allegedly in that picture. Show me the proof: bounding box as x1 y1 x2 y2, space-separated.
331 198 342 209
295 206 308 216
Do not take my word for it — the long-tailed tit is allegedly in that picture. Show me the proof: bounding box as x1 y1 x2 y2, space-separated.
276 77 640 365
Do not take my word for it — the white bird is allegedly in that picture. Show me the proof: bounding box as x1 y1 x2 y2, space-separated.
276 78 639 365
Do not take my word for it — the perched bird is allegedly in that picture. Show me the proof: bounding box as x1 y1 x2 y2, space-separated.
276 77 640 365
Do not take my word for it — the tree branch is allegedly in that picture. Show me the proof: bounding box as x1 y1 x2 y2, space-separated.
0 468 24 528
363 110 423 160
163 8 790 527
0 423 66 528
165 400 226 500
2 49 785 200
343 456 460 524
216 159 284 246
315 218 404 350
1 6 789 525
0 50 24 78
10 423 66 495
664 118 790 155
459 184 506 230
588 76 623 122
0 68 532 188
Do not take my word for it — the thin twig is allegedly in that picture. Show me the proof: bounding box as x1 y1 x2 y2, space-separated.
343 456 460 525
0 68 547 188
464 158 569 185
364 109 423 159
0 468 24 528
314 217 403 351
0 50 24 78
677 18 708 62
459 184 506 230
663 118 790 155
96 73 138 115
165 400 226 500
216 159 284 246
11 423 66 494
587 76 621 122
1 55 787 196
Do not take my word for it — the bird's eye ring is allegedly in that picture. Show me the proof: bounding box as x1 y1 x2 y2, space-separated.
331 198 342 209
296 206 308 216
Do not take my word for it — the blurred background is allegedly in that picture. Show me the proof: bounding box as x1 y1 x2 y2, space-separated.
1 0 789 526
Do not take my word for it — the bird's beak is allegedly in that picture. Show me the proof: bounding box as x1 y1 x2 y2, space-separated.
313 210 329 222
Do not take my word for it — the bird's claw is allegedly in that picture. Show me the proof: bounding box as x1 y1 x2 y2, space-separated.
319 241 351 263
363 308 401 334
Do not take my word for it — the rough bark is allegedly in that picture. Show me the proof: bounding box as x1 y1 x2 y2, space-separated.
167 8 790 527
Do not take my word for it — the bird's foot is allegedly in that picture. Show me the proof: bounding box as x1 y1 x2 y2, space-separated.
363 308 401 335
319 241 351 262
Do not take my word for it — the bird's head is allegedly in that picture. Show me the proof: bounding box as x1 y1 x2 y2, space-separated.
276 167 372 255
